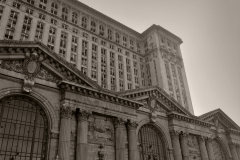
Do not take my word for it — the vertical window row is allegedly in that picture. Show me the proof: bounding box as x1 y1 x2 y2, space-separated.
115 32 120 44
101 48 107 88
171 64 181 102
39 0 47 10
5 10 18 40
133 61 139 88
177 67 188 107
81 16 87 29
110 51 115 91
47 27 56 50
51 2 58 15
20 16 32 40
118 55 124 91
123 36 127 47
91 44 98 80
164 60 174 97
35 21 44 41
0 5 4 20
126 58 132 90
130 39 134 50
81 40 88 75
99 24 104 36
140 64 145 86
59 32 67 58
72 12 78 24
70 36 78 66
137 42 141 53
108 28 112 40
62 7 68 21
90 20 96 32
146 63 151 86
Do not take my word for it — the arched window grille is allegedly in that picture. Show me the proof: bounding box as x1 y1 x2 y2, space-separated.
138 124 167 160
0 96 49 160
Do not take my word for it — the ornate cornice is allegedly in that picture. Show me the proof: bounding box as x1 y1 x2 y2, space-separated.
168 112 212 128
60 104 73 119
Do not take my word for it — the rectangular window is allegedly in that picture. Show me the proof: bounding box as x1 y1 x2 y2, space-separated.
82 40 88 57
39 13 45 20
59 32 67 58
81 40 88 75
5 10 18 40
101 48 107 88
119 79 124 91
70 36 78 66
47 27 56 50
118 48 122 53
127 83 132 90
62 23 68 30
20 16 32 41
91 44 98 80
39 0 47 10
92 36 98 43
0 5 4 21
35 21 44 41
51 19 57 25
73 28 78 34
12 2 20 9
0 0 6 3
26 8 33 15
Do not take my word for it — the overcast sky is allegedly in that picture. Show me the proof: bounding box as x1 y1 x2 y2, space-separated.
78 0 240 125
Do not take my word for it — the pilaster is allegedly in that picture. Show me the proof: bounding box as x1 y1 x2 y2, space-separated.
170 131 182 160
198 136 209 160
229 142 239 160
205 138 214 160
180 133 189 160
127 120 138 160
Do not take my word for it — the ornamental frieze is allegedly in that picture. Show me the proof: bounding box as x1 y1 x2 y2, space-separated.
88 118 115 146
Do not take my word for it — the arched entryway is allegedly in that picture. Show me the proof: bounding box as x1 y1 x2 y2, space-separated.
212 140 227 160
138 124 167 160
0 95 49 160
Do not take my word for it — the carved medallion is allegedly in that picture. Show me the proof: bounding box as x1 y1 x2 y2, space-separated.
27 61 37 73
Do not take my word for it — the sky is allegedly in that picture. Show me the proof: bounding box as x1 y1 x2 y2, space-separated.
78 0 240 125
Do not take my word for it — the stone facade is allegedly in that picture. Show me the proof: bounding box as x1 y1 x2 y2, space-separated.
0 1 240 160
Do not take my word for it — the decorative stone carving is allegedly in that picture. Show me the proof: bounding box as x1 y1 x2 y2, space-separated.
170 130 180 139
23 74 35 92
98 144 105 160
187 135 201 160
76 109 91 121
197 136 206 142
1 60 24 73
180 132 189 140
88 117 115 146
127 120 138 130
37 68 59 83
113 117 126 128
60 104 72 119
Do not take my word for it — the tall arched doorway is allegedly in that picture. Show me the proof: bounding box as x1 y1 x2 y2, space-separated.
138 124 167 160
0 95 49 160
212 140 227 160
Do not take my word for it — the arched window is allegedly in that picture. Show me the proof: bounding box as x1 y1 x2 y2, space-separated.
81 16 87 29
99 24 105 36
0 95 49 160
138 124 167 160
72 12 78 24
51 3 58 15
91 20 96 32
62 7 68 21
123 36 127 47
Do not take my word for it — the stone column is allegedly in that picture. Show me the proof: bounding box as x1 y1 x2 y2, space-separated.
114 118 127 160
127 120 138 160
229 143 239 160
236 144 240 160
58 104 72 160
198 136 209 160
180 133 189 160
76 109 92 160
205 138 214 160
170 131 182 160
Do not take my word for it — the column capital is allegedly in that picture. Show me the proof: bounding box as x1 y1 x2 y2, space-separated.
206 137 213 143
113 117 127 128
229 142 237 148
127 120 138 131
60 104 73 119
180 132 189 140
198 136 207 143
170 130 180 139
76 109 92 121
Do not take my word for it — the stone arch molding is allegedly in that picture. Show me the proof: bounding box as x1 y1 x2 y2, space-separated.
0 87 58 131
137 118 172 150
214 136 232 160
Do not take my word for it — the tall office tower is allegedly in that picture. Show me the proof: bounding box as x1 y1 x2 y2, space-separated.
0 0 193 113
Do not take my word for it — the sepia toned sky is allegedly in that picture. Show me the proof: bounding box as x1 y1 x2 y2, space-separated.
78 0 240 125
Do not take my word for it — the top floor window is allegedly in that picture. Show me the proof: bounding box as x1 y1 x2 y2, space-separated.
51 3 58 15
108 28 112 40
123 36 127 47
72 12 78 24
39 0 47 10
91 20 96 32
27 0 34 5
115 32 120 44
62 7 68 21
81 16 87 29
99 24 104 36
